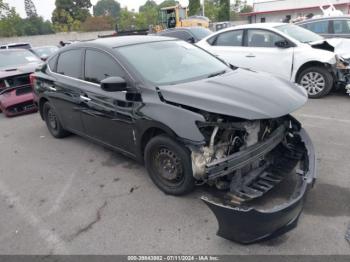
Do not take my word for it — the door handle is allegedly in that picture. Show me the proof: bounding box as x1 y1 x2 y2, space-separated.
80 95 91 102
47 86 57 92
246 54 256 58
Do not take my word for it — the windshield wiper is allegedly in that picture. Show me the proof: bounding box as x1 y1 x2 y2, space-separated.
207 70 226 78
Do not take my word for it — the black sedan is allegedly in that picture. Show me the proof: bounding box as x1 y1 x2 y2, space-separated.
156 27 212 43
33 36 315 244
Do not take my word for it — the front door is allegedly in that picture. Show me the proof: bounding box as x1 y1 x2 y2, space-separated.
79 49 137 155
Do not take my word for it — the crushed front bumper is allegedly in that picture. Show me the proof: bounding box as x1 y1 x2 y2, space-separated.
201 128 316 244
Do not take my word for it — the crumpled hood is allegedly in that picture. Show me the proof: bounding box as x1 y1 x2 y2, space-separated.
310 38 350 59
158 68 308 120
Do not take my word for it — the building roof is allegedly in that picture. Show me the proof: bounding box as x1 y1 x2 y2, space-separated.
242 1 350 16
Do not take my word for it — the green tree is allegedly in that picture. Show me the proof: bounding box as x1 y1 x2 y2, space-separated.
52 0 92 31
188 0 200 16
81 15 114 31
240 5 253 13
139 0 158 26
218 0 230 21
24 0 37 18
158 0 177 9
118 8 135 31
204 0 220 22
93 0 120 18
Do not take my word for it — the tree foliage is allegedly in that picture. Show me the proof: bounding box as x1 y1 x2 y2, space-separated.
93 0 120 18
81 15 114 31
52 0 92 32
24 0 37 18
158 0 177 9
188 0 200 16
218 0 230 21
0 0 53 37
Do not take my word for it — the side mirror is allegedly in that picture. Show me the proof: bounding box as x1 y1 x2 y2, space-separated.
101 77 127 92
40 55 48 61
187 37 196 44
275 40 290 48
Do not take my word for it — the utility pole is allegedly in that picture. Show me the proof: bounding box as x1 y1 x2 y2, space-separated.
202 0 205 16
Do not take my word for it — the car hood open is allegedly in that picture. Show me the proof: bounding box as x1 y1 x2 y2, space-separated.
310 38 350 59
157 68 308 120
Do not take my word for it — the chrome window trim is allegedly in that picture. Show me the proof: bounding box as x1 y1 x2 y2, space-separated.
46 46 136 88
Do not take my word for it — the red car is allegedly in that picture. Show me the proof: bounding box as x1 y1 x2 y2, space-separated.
0 49 42 117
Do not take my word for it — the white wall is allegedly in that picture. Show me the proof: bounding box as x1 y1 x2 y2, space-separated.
253 0 349 12
0 31 114 47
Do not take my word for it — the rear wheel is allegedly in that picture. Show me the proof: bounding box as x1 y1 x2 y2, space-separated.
43 102 69 138
144 135 195 196
297 66 333 98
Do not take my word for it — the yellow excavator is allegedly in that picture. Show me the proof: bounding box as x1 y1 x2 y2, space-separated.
155 4 209 32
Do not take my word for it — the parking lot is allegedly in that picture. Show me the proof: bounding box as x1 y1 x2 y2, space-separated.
0 90 349 255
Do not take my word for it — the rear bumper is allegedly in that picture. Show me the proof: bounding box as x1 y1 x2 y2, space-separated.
201 128 316 244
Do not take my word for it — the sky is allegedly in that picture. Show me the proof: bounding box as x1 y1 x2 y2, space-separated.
4 0 255 21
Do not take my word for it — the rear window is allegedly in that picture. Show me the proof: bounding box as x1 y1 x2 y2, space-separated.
56 49 83 79
0 50 40 69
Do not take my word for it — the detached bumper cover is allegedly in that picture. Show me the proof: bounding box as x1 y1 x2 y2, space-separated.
201 128 316 244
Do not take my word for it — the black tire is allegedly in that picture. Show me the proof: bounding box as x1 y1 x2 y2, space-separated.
297 66 333 98
144 135 195 196
43 102 70 138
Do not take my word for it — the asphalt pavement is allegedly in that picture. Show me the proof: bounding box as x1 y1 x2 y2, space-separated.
0 91 349 255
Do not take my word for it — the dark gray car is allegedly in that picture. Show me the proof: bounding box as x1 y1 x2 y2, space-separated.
156 27 212 43
296 16 350 38
33 36 316 244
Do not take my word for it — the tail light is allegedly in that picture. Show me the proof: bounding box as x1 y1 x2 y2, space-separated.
29 74 36 89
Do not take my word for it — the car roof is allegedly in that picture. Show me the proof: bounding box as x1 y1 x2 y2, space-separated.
0 48 31 53
69 35 175 50
158 27 208 33
216 22 285 33
296 15 350 24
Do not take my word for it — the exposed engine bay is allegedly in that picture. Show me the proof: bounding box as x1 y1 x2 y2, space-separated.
190 112 308 206
186 112 314 243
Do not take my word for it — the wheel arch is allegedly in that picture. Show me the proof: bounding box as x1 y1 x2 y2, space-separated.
294 61 333 82
137 122 181 162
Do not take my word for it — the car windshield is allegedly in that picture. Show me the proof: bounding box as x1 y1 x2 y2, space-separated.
191 27 212 40
116 41 227 85
275 24 324 43
33 46 59 57
0 50 40 68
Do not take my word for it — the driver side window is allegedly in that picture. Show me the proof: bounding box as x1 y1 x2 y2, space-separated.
247 29 285 48
84 49 125 84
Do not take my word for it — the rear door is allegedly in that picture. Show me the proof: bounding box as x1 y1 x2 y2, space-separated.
202 29 247 68
79 48 137 154
45 49 85 133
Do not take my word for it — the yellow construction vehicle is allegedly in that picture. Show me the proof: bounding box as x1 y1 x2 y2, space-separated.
156 4 209 32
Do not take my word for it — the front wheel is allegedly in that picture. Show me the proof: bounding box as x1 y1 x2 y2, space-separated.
144 135 195 196
297 66 333 98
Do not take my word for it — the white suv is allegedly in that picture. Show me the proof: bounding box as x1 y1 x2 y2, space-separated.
197 23 350 98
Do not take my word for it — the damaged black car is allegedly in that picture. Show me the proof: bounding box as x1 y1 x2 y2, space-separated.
32 36 316 244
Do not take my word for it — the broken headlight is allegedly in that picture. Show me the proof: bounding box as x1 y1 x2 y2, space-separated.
335 55 349 70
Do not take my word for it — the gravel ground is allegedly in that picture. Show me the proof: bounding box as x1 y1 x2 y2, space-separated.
0 91 349 255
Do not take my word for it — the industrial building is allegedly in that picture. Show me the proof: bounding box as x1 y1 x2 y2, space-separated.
243 0 350 23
